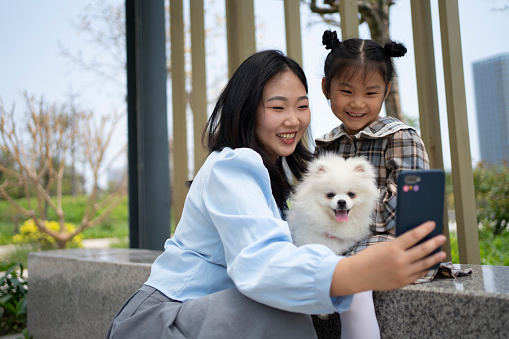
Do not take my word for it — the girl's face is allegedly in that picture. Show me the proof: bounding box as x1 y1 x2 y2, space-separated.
323 70 390 135
256 70 311 163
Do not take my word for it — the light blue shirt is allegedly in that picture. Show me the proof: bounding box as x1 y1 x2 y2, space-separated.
145 147 353 315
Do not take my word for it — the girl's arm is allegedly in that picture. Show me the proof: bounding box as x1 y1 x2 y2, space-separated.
330 221 446 296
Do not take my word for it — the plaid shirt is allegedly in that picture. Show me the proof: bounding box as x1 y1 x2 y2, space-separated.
314 116 429 255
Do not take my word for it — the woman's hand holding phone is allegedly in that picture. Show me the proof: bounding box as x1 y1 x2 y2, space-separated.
330 222 446 296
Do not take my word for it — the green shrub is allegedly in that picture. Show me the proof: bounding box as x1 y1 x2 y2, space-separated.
450 228 509 266
473 162 509 235
12 219 83 250
0 262 28 336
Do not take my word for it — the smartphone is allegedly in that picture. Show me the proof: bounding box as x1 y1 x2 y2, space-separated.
396 169 445 269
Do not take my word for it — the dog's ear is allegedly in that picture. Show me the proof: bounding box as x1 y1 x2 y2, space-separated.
352 159 376 180
309 159 329 175
354 164 366 173
317 164 328 173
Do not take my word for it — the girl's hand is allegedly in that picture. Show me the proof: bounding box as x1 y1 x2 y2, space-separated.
330 221 447 296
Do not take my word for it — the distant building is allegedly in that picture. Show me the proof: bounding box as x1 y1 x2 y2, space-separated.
473 53 509 165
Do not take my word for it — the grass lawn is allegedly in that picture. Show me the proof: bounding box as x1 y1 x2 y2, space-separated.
0 196 129 245
0 196 130 266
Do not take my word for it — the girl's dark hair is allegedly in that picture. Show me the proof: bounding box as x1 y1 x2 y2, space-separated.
204 50 313 208
322 30 407 95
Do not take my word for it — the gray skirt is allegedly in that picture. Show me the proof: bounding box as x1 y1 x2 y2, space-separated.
106 285 318 339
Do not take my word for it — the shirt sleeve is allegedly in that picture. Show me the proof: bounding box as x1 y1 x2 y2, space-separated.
202 148 352 314
374 129 430 232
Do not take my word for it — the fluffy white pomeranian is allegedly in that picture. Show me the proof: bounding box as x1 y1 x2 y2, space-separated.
287 153 378 255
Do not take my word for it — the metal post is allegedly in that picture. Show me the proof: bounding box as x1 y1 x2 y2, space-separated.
126 0 171 249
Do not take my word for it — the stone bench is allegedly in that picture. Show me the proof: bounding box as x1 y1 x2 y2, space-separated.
27 248 162 339
28 248 509 339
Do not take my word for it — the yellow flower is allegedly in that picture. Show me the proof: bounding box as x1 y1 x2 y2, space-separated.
12 219 83 249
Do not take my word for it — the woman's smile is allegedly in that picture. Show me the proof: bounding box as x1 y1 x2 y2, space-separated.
277 132 297 143
256 71 311 162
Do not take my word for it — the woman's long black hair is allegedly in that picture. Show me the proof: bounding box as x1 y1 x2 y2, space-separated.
204 50 313 208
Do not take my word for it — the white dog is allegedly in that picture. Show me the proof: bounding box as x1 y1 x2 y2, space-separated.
286 153 381 338
287 153 378 255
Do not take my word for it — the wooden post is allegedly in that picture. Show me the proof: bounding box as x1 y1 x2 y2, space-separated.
170 0 188 225
438 0 480 264
410 0 451 261
225 0 256 77
339 0 358 39
190 0 208 174
284 0 303 66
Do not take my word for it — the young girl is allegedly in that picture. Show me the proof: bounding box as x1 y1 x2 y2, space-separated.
106 50 445 339
316 30 429 253
315 30 431 338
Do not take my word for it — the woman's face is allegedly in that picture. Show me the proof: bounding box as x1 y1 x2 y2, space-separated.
256 71 311 163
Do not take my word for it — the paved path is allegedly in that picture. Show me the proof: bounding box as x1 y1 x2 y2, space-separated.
0 333 24 339
0 237 127 259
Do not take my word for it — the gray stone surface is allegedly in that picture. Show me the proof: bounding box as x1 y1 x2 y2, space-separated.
314 264 509 339
374 265 509 338
28 249 509 339
27 248 162 339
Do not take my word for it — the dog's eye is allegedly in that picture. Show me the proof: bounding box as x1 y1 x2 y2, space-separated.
348 192 356 198
326 192 335 199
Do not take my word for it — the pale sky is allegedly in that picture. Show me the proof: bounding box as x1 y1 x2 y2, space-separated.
1 0 508 175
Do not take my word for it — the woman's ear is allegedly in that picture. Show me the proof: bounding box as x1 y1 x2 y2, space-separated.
384 81 392 100
321 77 329 99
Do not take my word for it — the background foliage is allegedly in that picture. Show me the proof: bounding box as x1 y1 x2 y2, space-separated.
12 220 83 250
473 161 509 235
0 262 28 336
0 163 508 266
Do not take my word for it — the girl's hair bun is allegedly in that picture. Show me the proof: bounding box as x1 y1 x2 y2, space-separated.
384 41 407 57
322 30 340 50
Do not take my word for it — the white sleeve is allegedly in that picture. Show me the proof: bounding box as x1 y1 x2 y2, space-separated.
202 148 353 314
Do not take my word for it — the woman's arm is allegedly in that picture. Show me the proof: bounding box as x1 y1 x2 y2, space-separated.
202 148 352 314
330 221 446 296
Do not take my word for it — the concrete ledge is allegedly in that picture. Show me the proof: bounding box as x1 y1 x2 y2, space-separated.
314 264 509 338
28 249 509 339
27 248 162 339
374 266 509 338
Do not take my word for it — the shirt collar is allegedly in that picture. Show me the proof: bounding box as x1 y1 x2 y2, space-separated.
315 116 415 143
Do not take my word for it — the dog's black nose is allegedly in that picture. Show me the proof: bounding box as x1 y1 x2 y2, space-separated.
336 200 347 209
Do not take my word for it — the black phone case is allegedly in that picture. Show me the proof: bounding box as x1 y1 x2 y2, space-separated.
396 169 445 270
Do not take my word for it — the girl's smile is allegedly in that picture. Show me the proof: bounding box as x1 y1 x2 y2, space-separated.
323 71 390 135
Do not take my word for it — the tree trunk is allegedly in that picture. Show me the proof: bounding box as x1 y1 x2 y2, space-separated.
384 77 404 121
359 1 405 122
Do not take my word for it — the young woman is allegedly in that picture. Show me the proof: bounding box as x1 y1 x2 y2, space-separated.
106 50 446 339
